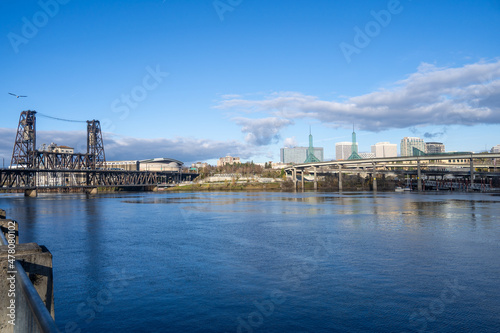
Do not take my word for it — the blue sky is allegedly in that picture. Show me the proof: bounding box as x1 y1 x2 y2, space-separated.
1 0 499 165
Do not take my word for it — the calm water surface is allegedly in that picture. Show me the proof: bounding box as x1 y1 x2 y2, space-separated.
0 191 499 332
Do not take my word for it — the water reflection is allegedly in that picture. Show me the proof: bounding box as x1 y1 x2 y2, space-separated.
0 191 499 332
83 197 103 290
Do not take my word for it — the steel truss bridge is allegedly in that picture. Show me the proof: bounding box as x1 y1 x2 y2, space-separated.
4 110 197 195
285 152 500 191
0 168 196 190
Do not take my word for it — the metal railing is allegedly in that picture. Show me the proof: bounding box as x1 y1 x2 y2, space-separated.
0 231 60 333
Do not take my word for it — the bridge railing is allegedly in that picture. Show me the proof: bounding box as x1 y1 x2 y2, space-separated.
0 216 59 333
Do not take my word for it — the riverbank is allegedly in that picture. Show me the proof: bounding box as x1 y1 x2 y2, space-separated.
166 182 283 191
167 175 398 192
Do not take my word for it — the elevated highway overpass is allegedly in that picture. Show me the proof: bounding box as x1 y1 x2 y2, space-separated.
284 152 500 191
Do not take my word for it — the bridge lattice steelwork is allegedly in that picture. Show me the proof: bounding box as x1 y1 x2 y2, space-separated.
3 111 195 192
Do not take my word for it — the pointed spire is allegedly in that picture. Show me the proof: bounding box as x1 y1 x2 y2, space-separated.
348 123 361 160
304 126 320 163
309 126 313 149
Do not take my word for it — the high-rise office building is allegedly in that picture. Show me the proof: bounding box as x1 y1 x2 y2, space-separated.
335 142 357 160
400 137 425 156
371 142 398 158
280 147 324 164
281 130 323 164
425 142 445 154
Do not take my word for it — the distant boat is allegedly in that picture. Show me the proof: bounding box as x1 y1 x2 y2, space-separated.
395 186 411 192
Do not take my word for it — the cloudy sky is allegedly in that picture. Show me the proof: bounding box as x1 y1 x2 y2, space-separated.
1 0 499 165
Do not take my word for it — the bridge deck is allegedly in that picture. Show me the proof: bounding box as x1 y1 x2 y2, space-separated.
0 169 198 190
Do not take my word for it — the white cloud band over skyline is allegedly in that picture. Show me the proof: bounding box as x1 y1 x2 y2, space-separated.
216 60 500 132
0 128 256 164
1 60 499 164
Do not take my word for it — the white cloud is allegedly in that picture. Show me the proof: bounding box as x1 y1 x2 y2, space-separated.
220 94 242 99
283 137 298 147
233 117 293 146
104 135 254 163
215 60 500 131
0 128 257 165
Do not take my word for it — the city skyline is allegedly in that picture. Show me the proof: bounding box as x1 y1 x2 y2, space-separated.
1 1 499 165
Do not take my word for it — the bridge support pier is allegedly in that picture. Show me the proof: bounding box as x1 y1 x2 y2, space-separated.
470 157 474 185
86 187 98 195
373 175 377 192
417 160 422 192
292 168 297 190
313 167 318 190
338 165 343 192
300 169 304 191
24 189 37 197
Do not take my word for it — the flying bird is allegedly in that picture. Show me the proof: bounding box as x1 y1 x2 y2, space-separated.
8 93 27 98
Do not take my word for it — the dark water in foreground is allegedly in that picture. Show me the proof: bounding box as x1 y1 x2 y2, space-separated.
1 191 499 332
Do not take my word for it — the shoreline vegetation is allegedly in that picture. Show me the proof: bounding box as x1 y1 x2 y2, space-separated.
0 163 403 194
170 162 398 192
166 174 397 192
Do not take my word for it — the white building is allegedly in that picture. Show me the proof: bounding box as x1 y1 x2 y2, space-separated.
400 137 425 156
55 145 74 154
271 162 290 169
335 142 357 160
217 156 241 167
425 142 445 154
191 162 209 169
371 142 398 158
359 152 375 159
104 160 139 170
140 158 183 172
41 142 75 154
105 158 183 172
491 145 500 153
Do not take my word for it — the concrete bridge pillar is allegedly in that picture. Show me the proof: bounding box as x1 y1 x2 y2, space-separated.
86 187 98 195
470 157 474 184
373 174 377 192
24 189 37 197
300 169 304 190
292 168 297 190
313 167 318 190
417 160 422 192
338 165 343 192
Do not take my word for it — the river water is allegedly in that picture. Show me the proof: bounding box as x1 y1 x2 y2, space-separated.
1 191 499 332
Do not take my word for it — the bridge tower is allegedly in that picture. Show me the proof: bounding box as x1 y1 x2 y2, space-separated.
87 120 106 169
11 110 37 168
